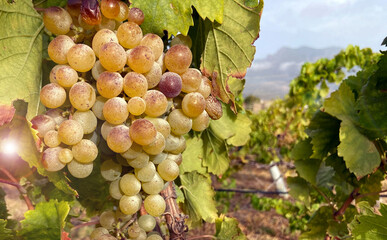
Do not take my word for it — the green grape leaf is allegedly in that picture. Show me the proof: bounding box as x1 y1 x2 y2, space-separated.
200 0 263 108
210 104 252 146
294 158 321 186
357 170 384 206
67 157 114 216
0 0 44 119
350 203 387 240
306 110 341 159
324 82 357 123
327 219 349 238
0 220 14 239
287 177 311 207
202 130 229 176
0 101 76 196
18 200 70 240
0 188 8 219
356 53 387 139
180 135 207 175
299 206 331 240
291 139 313 160
192 0 224 23
215 215 247 240
180 171 217 226
130 0 193 37
337 120 380 178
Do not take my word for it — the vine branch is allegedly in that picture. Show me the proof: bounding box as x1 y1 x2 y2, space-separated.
333 188 360 220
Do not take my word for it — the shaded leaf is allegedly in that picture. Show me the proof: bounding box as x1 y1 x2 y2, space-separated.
0 188 8 219
202 130 229 176
200 0 263 107
306 110 341 159
0 0 44 119
180 171 217 226
180 135 207 175
357 170 385 206
294 158 321 186
287 177 311 207
337 120 380 178
0 220 14 239
291 139 313 160
324 82 357 123
300 206 331 240
18 200 70 240
215 215 247 240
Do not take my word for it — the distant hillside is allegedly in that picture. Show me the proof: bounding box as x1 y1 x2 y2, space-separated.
244 46 341 100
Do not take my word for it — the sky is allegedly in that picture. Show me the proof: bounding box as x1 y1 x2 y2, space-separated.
253 0 387 59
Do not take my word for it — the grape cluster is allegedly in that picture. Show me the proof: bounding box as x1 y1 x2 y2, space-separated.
33 1 222 239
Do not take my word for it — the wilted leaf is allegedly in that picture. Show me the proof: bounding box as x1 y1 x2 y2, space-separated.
202 130 229 176
191 0 224 23
180 135 207 174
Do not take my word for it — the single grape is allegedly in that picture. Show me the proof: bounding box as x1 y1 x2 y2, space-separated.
128 223 142 238
146 234 163 240
69 81 96 111
139 33 164 60
99 210 116 229
143 90 168 117
123 72 148 97
120 143 142 160
72 110 98 134
90 227 109 240
127 46 155 73
92 29 119 57
72 139 98 163
107 125 132 153
30 114 56 138
128 7 144 25
40 83 66 109
100 0 120 19
180 68 202 93
182 92 206 118
170 34 192 48
97 71 124 98
58 148 73 164
48 35 75 64
144 194 166 217
80 0 102 25
92 60 106 80
109 178 123 200
51 65 78 88
156 53 167 73
149 152 167 165
101 121 119 140
67 44 96 72
117 22 143 49
145 118 170 139
44 130 61 148
92 96 107 120
134 161 156 182
129 119 157 146
78 14 95 30
127 97 146 116
42 147 66 172
43 7 72 35
192 110 210 131
138 215 156 232
119 194 142 215
157 159 179 181
164 44 192 74
103 97 129 124
120 173 141 196
164 134 186 154
143 62 162 89
126 152 149 169
166 153 183 165
99 42 127 72
100 158 122 181
143 132 165 155
205 95 223 120
197 76 212 98
158 72 182 98
66 0 81 17
114 1 129 22
167 109 192 136
95 16 116 31
142 172 164 195
58 119 84 145
115 209 132 223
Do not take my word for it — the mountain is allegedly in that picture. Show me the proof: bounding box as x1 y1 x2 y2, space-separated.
244 46 342 100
